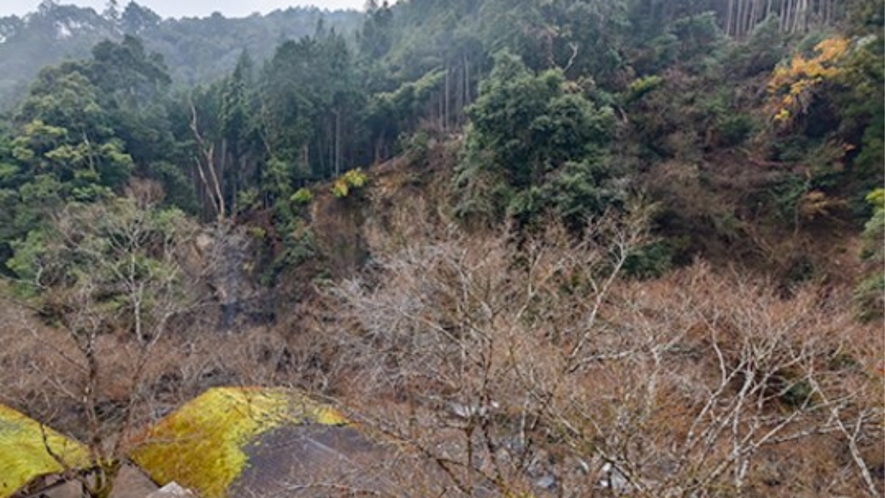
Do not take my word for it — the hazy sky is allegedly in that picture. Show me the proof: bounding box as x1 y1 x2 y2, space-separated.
0 0 372 18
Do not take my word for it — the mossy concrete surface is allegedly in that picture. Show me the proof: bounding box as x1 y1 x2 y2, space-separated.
0 404 89 498
131 387 348 498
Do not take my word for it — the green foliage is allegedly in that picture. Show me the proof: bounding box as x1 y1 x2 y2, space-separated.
455 51 618 229
343 169 368 189
8 197 191 325
331 169 369 199
366 69 445 158
780 377 817 409
749 29 884 221
856 188 885 320
259 28 362 188
0 0 878 308
626 75 664 102
546 159 625 229
631 11 726 75
623 241 675 279
398 130 432 162
265 158 295 203
6 231 48 296
0 36 195 272
865 188 885 211
625 69 720 161
727 14 788 77
150 161 198 214
847 0 885 35
835 35 885 192
0 3 362 109
717 114 754 147
246 226 267 240
236 188 261 215
359 1 394 60
275 218 317 273
291 188 314 205
854 275 884 322
668 12 725 64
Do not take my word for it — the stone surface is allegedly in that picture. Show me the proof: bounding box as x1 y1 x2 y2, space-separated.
146 482 196 498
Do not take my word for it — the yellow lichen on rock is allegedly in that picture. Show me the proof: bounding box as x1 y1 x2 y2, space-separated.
131 387 347 498
0 404 88 498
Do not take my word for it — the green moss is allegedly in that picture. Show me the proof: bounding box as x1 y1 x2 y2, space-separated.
0 405 89 498
131 387 347 498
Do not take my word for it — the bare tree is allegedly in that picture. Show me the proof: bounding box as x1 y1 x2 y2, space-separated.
190 101 226 221
1 192 206 498
320 198 883 497
0 185 332 497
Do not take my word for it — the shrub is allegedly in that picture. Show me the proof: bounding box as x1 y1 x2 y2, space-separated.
290 188 314 205
626 75 664 102
396 130 433 162
623 241 674 279
237 188 260 213
718 114 754 147
454 51 618 229
331 169 368 199
856 188 884 320
343 169 368 188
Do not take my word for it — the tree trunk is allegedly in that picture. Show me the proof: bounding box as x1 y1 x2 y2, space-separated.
301 144 309 176
464 55 471 107
444 64 451 133
726 0 735 36
782 0 793 33
751 0 760 34
334 109 341 177
189 102 225 221
736 0 745 37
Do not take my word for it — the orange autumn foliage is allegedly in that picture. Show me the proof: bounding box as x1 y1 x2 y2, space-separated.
767 37 849 126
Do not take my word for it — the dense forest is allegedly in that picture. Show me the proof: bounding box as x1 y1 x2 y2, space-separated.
0 1 363 108
0 0 882 497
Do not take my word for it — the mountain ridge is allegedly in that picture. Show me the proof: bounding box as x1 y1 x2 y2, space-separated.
0 1 363 109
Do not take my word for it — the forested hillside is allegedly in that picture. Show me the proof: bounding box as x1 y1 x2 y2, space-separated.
0 1 362 108
0 0 882 496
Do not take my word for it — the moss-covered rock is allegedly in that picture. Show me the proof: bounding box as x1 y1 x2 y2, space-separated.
0 404 88 498
131 387 347 498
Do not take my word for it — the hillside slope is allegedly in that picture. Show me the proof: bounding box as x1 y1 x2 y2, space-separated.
0 1 361 109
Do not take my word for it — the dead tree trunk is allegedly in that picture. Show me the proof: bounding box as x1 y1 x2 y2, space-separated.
190 102 226 222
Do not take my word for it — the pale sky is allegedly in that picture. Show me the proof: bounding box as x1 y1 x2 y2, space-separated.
0 0 373 18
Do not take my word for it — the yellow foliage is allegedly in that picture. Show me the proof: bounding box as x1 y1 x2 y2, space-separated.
815 37 850 62
331 168 368 198
343 168 368 188
131 387 347 498
332 177 350 198
774 108 791 122
0 405 89 498
799 190 848 219
867 188 885 210
766 37 849 126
